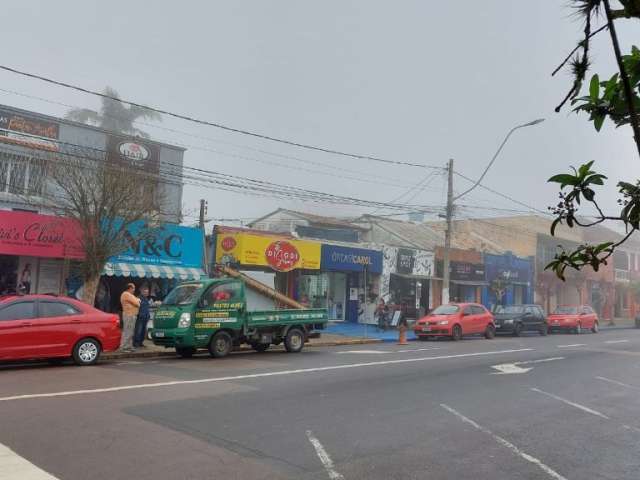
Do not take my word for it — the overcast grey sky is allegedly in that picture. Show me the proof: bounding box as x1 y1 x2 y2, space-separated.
1 1 637 228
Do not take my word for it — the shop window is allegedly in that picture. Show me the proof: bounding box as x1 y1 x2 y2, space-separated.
39 301 80 318
0 301 35 320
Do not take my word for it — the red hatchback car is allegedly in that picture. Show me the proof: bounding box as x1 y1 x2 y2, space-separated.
0 295 121 366
414 303 496 341
547 305 599 334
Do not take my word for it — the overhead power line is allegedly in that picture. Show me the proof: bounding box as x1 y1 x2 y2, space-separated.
0 64 444 170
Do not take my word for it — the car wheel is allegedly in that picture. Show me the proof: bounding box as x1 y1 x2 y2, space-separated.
539 323 548 336
284 328 305 353
451 324 462 341
209 331 232 358
485 324 496 339
252 343 270 353
591 321 599 333
513 322 523 337
176 347 195 358
72 338 101 366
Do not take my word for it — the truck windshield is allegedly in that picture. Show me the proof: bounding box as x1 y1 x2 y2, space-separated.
495 305 525 314
163 284 203 306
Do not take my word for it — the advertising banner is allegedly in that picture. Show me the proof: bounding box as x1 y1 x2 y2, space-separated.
0 109 59 152
0 210 83 259
396 248 415 275
450 261 485 282
110 221 203 267
321 244 382 273
216 232 320 271
105 133 160 174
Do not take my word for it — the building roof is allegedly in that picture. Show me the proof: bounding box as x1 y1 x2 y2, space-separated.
248 208 369 231
355 215 445 250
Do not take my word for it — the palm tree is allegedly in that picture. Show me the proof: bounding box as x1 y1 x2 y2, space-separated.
65 87 161 138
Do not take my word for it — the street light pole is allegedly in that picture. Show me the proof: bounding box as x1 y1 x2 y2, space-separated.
441 118 545 305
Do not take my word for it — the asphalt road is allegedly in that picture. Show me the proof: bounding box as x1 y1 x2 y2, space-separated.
2 329 640 480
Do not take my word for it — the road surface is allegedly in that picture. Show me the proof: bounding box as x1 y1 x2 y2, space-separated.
1 329 640 479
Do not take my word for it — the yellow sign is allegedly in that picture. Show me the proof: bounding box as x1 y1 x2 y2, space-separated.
216 232 320 271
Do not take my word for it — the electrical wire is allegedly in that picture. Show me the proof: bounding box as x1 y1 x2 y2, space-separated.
0 64 446 170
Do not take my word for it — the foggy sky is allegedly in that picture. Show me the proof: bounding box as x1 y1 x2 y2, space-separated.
2 1 638 229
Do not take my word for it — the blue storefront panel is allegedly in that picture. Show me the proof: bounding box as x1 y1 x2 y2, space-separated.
321 244 383 274
482 252 534 308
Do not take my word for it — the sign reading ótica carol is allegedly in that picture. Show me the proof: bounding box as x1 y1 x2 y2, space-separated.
215 231 320 272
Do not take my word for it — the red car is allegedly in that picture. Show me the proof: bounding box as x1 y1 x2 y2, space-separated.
414 303 496 341
0 295 121 366
547 305 599 334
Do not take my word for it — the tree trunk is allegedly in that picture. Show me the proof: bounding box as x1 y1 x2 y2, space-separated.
82 275 100 306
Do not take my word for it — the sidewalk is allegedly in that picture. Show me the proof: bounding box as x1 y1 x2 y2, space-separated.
601 317 638 329
103 332 382 361
325 322 416 342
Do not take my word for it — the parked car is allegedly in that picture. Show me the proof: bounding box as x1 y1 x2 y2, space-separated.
414 303 495 341
547 305 599 334
493 304 548 336
0 295 121 366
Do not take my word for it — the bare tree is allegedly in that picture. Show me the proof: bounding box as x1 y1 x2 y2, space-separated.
65 86 161 138
39 145 164 305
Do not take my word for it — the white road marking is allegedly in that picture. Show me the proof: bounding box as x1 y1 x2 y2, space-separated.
395 347 442 353
595 376 640 390
440 404 567 480
306 430 344 480
336 347 441 355
530 388 609 419
336 350 387 355
604 340 630 344
622 424 640 434
0 442 59 479
491 357 565 375
557 344 586 348
0 348 532 402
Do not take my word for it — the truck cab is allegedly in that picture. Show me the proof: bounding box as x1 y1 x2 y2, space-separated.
151 278 327 358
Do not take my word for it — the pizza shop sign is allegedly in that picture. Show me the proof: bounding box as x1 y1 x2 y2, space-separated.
265 241 300 272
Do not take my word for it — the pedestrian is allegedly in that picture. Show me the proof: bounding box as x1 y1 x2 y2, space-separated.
133 286 152 348
119 283 140 352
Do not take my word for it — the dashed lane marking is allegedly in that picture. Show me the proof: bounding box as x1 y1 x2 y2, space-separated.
530 388 609 419
0 442 59 479
604 340 630 344
306 430 344 480
595 376 640 390
0 348 532 403
557 344 587 348
440 404 567 480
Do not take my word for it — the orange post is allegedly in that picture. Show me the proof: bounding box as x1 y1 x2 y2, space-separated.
397 324 409 345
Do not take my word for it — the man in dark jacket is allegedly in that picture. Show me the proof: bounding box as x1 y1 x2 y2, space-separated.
133 286 152 348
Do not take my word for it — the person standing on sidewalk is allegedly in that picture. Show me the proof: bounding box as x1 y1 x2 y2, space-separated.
133 286 152 348
119 283 140 352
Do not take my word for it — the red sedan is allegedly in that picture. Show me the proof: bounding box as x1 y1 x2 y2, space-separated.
548 305 599 334
0 295 121 366
414 303 496 341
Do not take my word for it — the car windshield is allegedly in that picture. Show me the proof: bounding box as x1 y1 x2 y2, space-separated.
495 305 525 314
553 306 578 315
431 305 460 315
162 284 203 306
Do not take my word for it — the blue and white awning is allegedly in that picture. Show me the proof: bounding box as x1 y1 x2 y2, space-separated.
103 262 206 280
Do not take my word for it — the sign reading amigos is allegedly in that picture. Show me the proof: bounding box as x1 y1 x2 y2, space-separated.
216 232 320 271
0 109 59 152
0 210 83 259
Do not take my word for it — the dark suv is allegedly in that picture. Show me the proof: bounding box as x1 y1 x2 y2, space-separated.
493 304 547 336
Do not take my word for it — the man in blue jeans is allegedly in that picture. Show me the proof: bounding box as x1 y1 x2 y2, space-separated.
133 286 152 348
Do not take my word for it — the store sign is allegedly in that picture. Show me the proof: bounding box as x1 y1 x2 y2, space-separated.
118 142 150 163
215 232 320 271
451 261 485 282
0 109 59 152
111 221 203 267
0 210 83 259
396 248 415 275
106 134 160 172
321 244 383 273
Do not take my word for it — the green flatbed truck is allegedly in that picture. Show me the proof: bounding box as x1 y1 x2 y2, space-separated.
151 278 328 358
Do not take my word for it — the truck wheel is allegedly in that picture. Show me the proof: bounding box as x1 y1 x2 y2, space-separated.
209 332 232 358
252 343 270 353
176 347 195 358
284 328 304 353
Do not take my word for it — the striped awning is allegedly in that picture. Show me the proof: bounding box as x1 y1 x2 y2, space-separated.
103 262 206 280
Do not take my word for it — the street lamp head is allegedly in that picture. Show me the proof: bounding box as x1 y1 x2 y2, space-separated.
522 118 545 127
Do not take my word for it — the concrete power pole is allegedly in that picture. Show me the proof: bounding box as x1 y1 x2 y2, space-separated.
442 159 454 305
198 199 207 230
199 199 209 274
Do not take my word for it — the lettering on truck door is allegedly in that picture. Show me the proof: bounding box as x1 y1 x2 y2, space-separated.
195 281 244 338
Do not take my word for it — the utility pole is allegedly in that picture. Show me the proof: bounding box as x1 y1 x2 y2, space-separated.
198 199 207 230
442 159 454 305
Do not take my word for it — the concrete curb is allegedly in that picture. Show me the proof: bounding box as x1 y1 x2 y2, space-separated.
102 337 383 361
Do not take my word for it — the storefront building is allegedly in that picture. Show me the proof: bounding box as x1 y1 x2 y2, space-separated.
381 246 435 321
0 210 84 296
482 252 534 310
98 221 205 312
320 244 383 323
